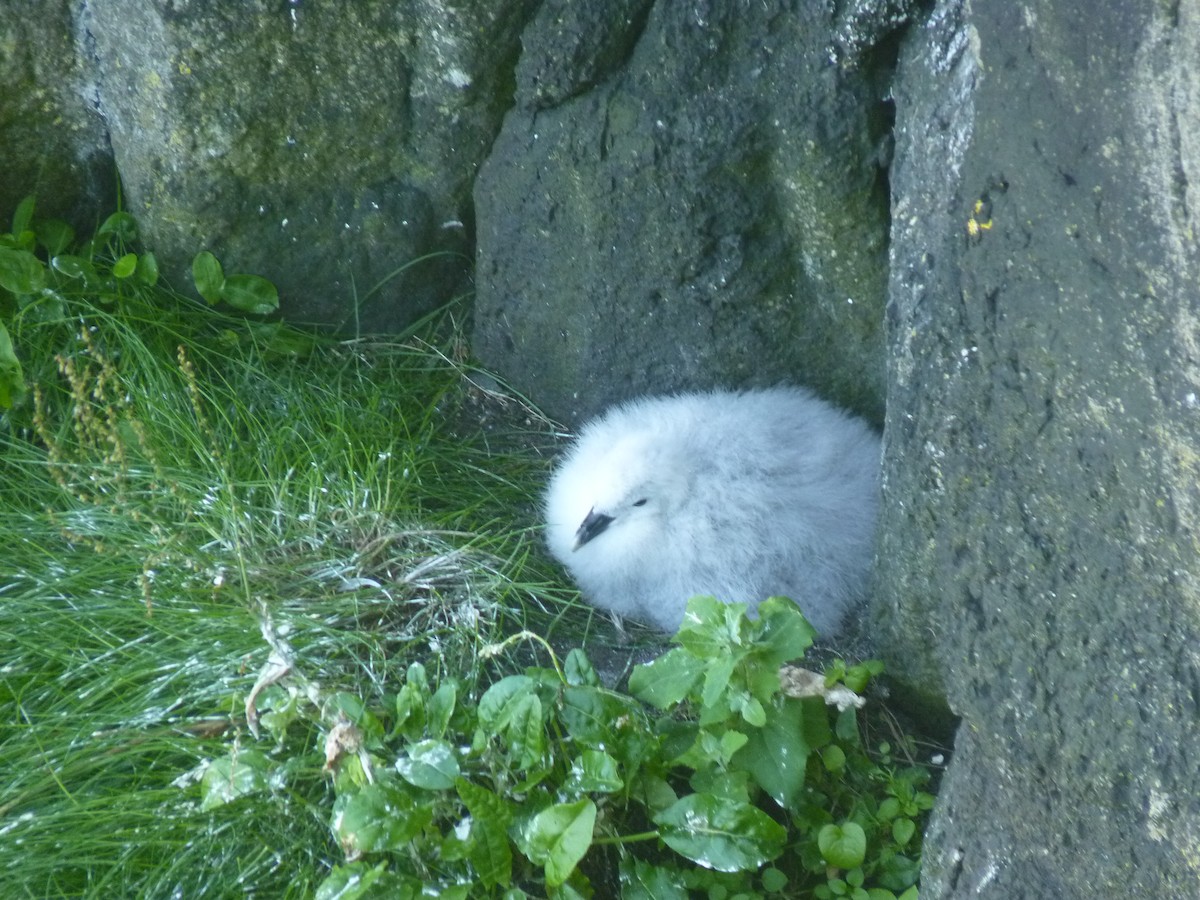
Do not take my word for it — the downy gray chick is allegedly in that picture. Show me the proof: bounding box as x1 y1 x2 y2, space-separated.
543 387 880 636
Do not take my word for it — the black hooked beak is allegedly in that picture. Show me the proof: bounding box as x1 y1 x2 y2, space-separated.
573 508 613 550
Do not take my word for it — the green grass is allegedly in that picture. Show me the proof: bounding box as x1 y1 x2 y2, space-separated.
0 277 585 897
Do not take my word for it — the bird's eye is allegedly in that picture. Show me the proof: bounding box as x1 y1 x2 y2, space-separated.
632 498 648 507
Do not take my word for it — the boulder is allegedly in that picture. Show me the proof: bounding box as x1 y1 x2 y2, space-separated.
0 0 115 231
876 0 1200 895
81 0 536 331
473 0 902 423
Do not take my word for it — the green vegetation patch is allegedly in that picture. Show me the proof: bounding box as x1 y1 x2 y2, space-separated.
1 198 934 898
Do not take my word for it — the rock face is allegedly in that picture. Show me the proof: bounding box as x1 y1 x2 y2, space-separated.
473 0 899 424
0 0 116 230
875 0 1200 896
80 0 536 332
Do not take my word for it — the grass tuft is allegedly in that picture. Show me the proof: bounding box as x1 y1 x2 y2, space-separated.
1 269 580 896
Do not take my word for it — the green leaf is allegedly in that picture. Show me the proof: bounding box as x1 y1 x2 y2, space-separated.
506 692 545 771
0 245 46 294
0 321 23 408
734 698 810 807
456 779 513 889
676 595 749 659
11 195 35 236
51 254 98 282
222 273 279 315
199 748 272 810
564 648 599 687
567 749 623 793
518 798 596 887
818 822 867 869
618 856 690 900
112 252 138 278
393 680 427 740
755 595 816 664
822 744 847 773
731 691 767 728
629 647 705 709
395 738 459 790
332 781 431 855
560 684 643 748
700 653 738 713
427 681 457 738
478 674 535 730
97 210 138 243
761 866 789 893
36 219 74 256
192 251 224 304
892 817 916 847
654 793 786 872
136 250 160 286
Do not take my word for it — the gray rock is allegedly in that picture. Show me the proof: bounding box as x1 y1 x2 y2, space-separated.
876 0 1200 895
81 0 536 332
474 0 900 424
0 1 115 230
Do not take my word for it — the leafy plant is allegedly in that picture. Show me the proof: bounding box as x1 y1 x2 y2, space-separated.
191 249 279 315
201 596 932 898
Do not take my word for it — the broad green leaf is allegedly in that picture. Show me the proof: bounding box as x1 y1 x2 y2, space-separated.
629 647 704 709
505 692 545 771
112 252 138 278
36 219 74 256
519 798 596 887
734 696 811 811
456 779 513 889
818 821 867 869
331 781 431 855
761 866 789 892
755 595 816 664
222 273 279 315
199 748 272 810
560 684 642 747
676 595 749 659
97 210 137 243
822 744 847 773
136 250 159 286
478 674 535 730
396 738 459 790
654 793 786 872
52 254 98 282
618 856 689 900
0 245 46 294
892 817 916 847
731 691 767 728
564 648 599 686
0 321 23 408
192 250 224 303
567 749 623 793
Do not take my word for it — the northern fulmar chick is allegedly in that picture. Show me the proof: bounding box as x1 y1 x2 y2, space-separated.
543 387 880 636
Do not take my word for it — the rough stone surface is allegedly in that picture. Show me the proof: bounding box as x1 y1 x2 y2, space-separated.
876 0 1200 895
82 0 536 332
473 0 902 424
0 0 116 230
